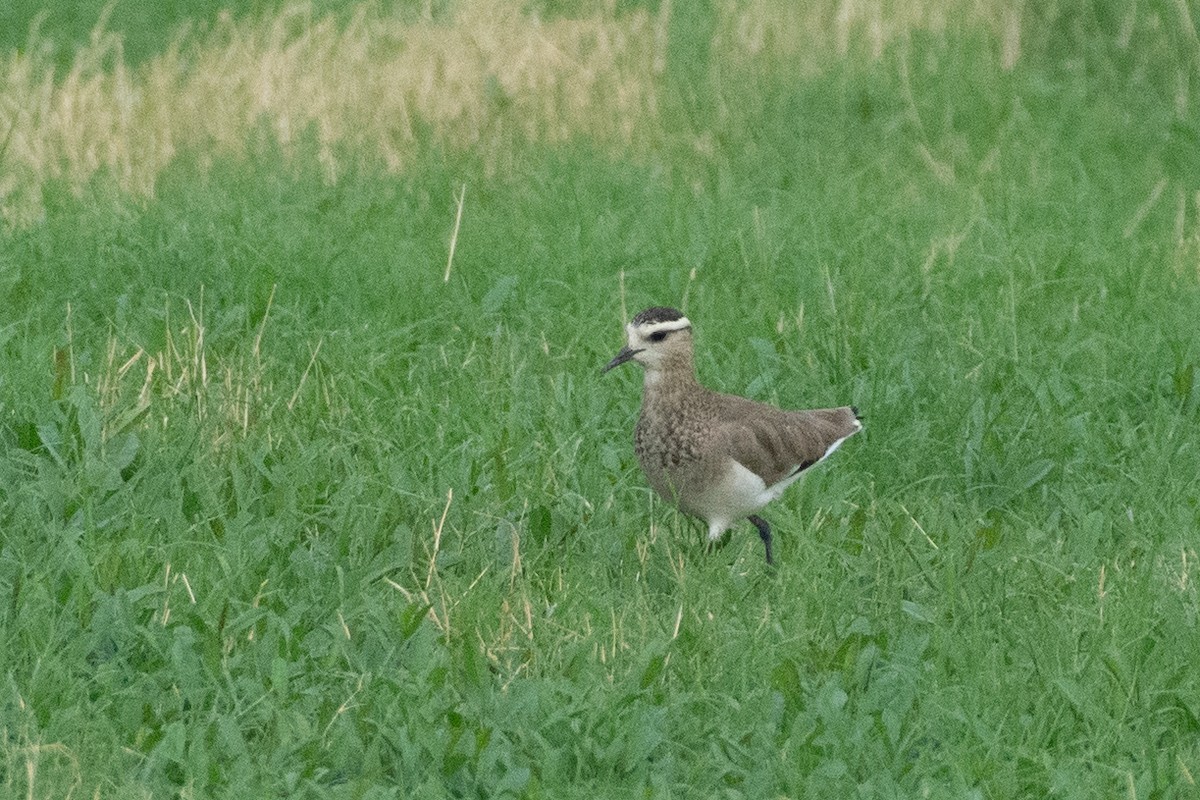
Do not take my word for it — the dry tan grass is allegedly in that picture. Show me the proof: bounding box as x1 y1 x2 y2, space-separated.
0 0 1007 226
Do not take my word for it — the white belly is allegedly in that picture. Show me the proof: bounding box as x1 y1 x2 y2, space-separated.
684 460 805 541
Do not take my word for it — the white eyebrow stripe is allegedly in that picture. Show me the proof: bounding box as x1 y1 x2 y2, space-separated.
639 317 691 333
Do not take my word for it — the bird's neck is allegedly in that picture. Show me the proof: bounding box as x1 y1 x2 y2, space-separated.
642 361 701 399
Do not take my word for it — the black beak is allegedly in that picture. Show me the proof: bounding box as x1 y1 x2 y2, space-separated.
602 346 643 373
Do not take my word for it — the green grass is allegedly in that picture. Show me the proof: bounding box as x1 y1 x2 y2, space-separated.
0 0 455 68
3 2 1200 797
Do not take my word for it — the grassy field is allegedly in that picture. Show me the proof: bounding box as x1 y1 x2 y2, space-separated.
2 1 1200 797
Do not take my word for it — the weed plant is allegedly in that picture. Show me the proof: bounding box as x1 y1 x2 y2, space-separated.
2 1 1200 797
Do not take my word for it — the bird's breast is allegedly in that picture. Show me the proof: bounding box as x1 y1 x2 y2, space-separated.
634 404 709 469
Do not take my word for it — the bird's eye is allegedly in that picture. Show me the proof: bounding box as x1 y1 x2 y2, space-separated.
648 330 669 343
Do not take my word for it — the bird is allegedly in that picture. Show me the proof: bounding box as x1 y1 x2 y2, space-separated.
602 306 862 565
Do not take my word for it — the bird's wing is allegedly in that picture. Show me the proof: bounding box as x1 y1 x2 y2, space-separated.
717 399 861 487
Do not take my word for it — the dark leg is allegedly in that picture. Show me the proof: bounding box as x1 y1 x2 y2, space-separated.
748 515 773 565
